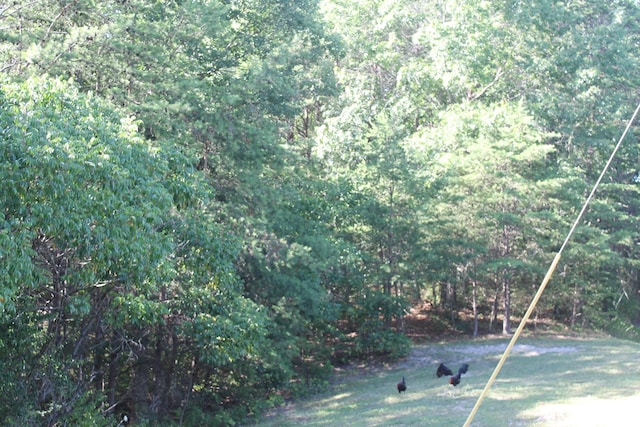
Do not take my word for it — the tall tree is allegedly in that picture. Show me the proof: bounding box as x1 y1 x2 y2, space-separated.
0 76 271 425
2 0 352 413
320 0 640 337
416 102 568 333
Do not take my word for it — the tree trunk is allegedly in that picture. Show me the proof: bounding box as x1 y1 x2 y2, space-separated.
151 330 166 416
431 282 437 305
472 280 478 337
395 280 406 333
131 347 149 418
571 281 580 328
108 347 119 409
502 276 511 334
447 281 457 328
489 290 499 333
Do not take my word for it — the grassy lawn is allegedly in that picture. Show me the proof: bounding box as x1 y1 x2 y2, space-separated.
244 335 640 426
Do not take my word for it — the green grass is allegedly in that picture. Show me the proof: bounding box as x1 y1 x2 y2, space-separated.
243 335 640 426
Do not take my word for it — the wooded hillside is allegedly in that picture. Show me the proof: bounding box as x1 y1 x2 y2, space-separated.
1 0 639 425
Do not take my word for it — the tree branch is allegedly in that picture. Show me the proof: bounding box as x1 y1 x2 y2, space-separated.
468 66 504 101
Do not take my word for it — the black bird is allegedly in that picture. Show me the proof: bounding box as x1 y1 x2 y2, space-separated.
458 363 469 375
449 373 461 386
397 376 407 393
436 363 453 377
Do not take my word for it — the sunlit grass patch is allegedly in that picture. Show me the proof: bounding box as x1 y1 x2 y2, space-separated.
522 394 640 426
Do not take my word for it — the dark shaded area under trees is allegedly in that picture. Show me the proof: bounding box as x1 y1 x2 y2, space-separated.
0 0 639 425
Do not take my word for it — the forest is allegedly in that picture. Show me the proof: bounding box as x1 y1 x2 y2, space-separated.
0 0 639 425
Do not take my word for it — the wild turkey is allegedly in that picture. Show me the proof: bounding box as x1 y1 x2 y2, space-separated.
449 373 461 386
397 376 407 393
436 363 453 377
449 364 469 386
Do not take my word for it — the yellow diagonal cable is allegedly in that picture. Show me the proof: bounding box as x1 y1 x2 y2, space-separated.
463 98 640 427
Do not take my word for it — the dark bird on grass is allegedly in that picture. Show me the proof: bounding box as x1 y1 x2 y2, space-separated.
437 363 453 377
449 373 461 386
397 376 407 393
458 363 469 375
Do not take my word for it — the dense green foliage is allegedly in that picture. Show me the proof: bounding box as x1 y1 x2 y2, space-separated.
0 77 268 425
0 0 639 425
